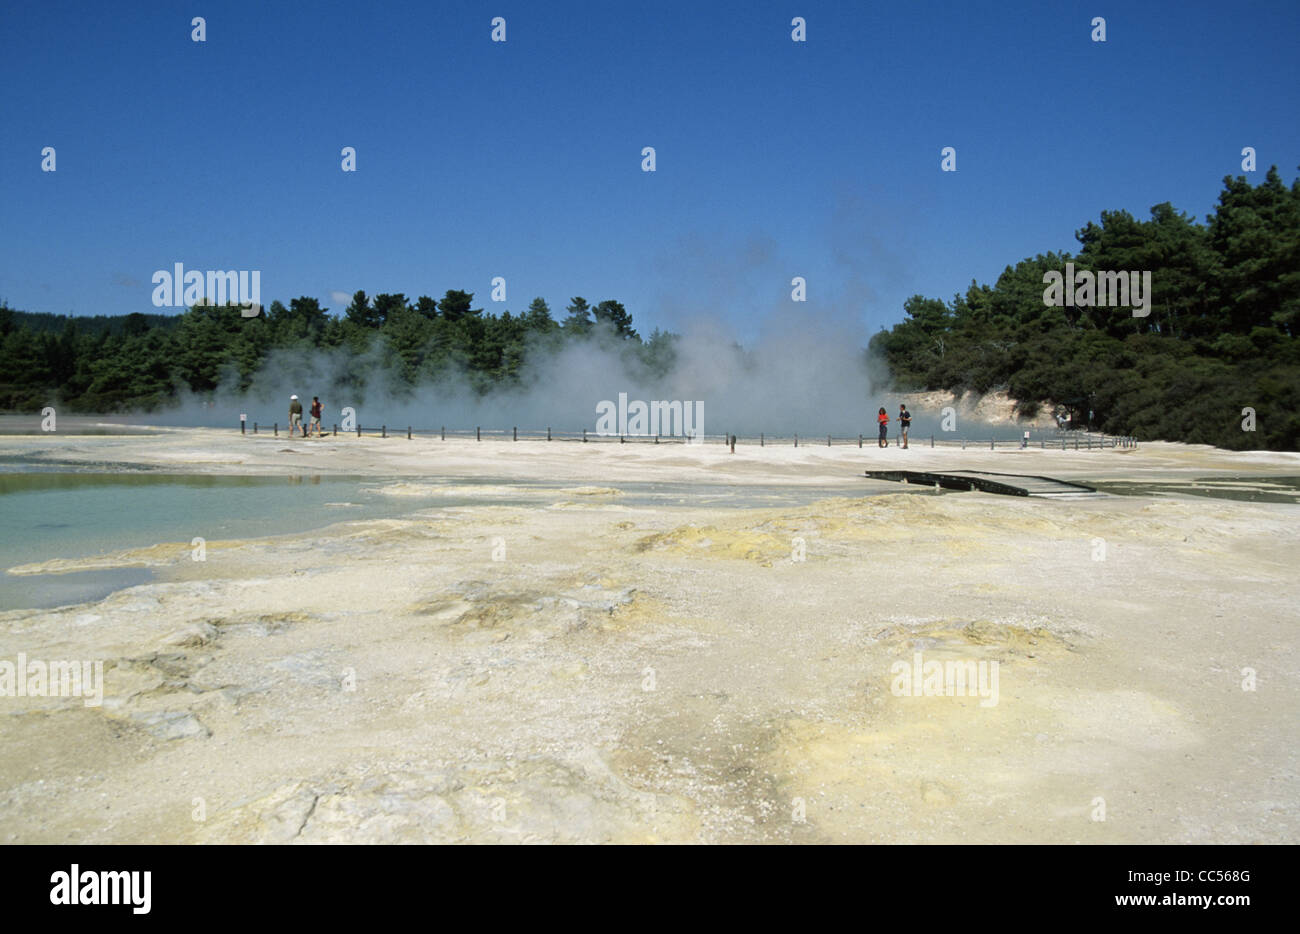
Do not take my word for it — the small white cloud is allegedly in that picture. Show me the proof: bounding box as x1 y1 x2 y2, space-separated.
330 290 351 305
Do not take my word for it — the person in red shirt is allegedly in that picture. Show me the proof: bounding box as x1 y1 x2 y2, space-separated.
309 396 323 438
877 407 889 448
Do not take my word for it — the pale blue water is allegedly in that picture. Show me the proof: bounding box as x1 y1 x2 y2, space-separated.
0 468 902 611
0 472 472 611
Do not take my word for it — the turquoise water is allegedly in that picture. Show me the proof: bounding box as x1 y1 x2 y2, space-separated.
8 462 1293 613
0 473 466 611
0 469 901 611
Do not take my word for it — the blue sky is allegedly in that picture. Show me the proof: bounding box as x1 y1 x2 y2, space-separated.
2 0 1297 344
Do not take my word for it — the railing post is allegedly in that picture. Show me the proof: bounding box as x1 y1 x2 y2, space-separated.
382 425 386 438
253 422 258 434
441 426 445 441
583 428 587 442
990 439 994 450
930 434 934 448
827 435 831 447
274 423 278 436
729 434 735 454
407 426 412 440
760 433 764 447
357 423 361 437
858 434 862 448
333 424 337 436
547 426 551 441
476 426 480 441
240 419 245 435
794 434 798 448
513 426 517 441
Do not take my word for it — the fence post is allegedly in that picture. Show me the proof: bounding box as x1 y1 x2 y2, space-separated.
382 425 386 439
253 422 258 434
441 426 445 441
358 423 362 437
620 434 625 443
333 425 337 436
274 423 278 437
655 433 659 444
583 428 587 442
827 435 831 447
476 426 480 441
513 426 517 441
858 434 862 448
930 434 934 448
547 426 551 441
794 434 798 448
240 419 245 435
760 433 764 447
407 426 412 440
730 435 736 454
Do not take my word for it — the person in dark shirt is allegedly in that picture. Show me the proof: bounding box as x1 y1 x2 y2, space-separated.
309 396 323 438
899 405 911 449
877 407 889 448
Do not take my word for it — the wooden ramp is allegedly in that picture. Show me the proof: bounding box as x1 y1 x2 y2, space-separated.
864 469 1098 497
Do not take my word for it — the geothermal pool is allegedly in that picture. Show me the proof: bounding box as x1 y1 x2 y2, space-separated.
0 469 940 611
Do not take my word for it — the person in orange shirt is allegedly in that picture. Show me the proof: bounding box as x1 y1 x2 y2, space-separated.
877 407 889 448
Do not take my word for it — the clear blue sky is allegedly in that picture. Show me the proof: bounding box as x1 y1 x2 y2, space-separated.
3 0 1297 344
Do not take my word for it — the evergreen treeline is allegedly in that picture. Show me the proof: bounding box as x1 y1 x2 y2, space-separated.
3 166 1297 449
0 292 679 413
870 166 1300 450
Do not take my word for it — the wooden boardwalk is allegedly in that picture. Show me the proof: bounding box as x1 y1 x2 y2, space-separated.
864 469 1098 497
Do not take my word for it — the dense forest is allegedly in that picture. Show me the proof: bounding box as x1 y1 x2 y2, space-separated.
1 166 1297 449
0 292 678 413
870 166 1300 450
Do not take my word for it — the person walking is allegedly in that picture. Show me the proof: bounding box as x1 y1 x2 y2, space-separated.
898 404 911 449
877 407 889 448
288 394 303 437
309 396 323 438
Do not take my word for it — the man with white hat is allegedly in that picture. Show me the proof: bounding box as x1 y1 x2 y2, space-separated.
288 394 303 436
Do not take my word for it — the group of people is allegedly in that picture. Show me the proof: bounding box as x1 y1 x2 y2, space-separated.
876 404 911 448
287 394 324 438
